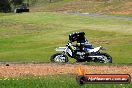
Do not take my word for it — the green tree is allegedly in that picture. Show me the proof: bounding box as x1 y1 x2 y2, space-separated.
10 0 23 6
0 0 11 12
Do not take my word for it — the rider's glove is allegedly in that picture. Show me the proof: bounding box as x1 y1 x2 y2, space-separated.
76 43 81 46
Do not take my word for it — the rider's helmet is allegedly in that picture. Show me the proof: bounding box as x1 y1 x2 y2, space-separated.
69 32 85 42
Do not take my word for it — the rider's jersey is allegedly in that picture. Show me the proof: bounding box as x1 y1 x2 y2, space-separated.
77 39 93 49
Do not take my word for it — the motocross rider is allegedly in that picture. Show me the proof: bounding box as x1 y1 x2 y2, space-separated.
69 32 93 54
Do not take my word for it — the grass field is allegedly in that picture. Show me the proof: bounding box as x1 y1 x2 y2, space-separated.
0 75 132 88
0 1 132 88
0 12 132 63
0 74 131 88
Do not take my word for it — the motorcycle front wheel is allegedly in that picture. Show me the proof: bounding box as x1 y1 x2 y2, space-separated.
50 53 68 63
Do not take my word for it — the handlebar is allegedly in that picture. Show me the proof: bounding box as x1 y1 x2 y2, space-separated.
67 41 76 46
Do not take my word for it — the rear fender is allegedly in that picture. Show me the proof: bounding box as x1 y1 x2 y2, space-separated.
88 46 101 53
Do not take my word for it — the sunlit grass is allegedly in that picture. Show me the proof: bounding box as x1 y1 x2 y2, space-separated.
0 12 132 63
0 75 132 88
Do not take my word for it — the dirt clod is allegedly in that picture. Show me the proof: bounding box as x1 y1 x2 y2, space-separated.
5 64 10 66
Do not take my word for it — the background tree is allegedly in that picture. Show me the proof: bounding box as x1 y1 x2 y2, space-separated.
49 0 51 3
0 0 11 12
10 0 23 6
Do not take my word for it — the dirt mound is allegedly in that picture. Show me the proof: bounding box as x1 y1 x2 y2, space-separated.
0 63 132 78
112 10 132 15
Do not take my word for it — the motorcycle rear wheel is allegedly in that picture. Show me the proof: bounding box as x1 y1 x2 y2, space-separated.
98 53 112 63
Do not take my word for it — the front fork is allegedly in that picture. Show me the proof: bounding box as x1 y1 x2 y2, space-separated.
61 47 68 55
58 47 68 59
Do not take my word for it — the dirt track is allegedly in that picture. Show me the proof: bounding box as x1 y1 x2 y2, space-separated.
0 63 132 78
69 12 132 20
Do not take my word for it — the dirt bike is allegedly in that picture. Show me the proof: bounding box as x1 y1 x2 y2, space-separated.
50 41 112 63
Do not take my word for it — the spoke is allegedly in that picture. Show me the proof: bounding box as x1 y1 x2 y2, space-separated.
102 56 109 63
54 55 66 63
